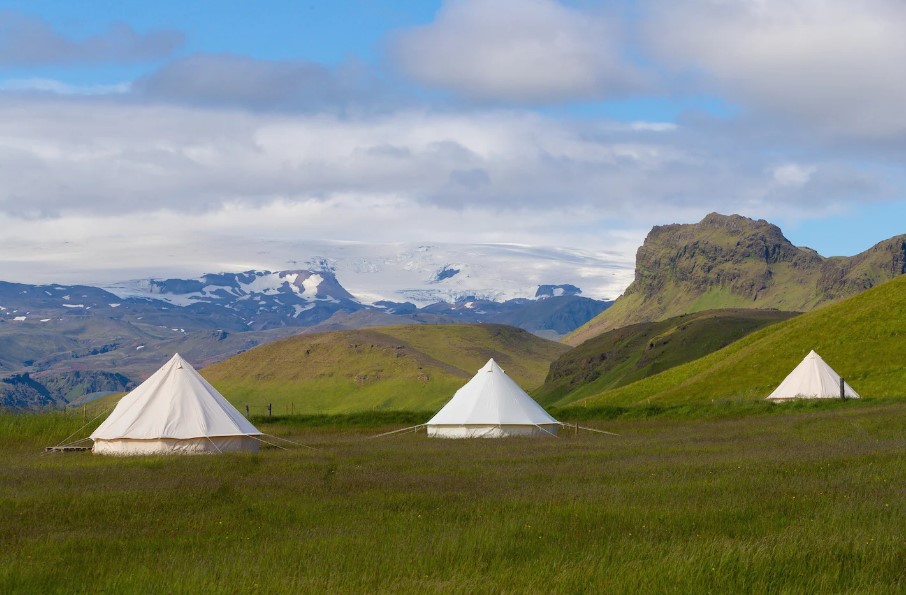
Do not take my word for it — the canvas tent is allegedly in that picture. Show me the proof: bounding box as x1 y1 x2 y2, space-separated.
426 358 560 438
766 350 860 401
91 353 261 455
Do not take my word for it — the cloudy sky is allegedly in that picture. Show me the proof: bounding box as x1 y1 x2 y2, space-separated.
1 0 904 286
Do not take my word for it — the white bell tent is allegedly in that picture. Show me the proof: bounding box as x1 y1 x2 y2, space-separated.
91 353 262 455
766 350 860 401
426 358 560 438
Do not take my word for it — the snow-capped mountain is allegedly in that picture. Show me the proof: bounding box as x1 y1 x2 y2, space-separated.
104 269 364 330
109 270 357 307
100 242 632 310
100 267 612 338
278 243 631 306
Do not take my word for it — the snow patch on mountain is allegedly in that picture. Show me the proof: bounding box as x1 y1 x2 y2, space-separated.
281 242 632 306
301 273 323 294
105 270 336 307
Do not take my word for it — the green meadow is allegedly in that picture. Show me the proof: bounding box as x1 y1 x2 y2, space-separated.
2 400 904 593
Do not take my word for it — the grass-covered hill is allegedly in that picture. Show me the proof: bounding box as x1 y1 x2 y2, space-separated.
568 213 906 344
202 324 569 414
537 309 797 406
568 274 906 410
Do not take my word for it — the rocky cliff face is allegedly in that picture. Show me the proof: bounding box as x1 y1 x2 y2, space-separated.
628 213 820 300
568 213 906 344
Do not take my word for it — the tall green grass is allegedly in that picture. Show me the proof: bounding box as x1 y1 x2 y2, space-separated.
1 403 904 593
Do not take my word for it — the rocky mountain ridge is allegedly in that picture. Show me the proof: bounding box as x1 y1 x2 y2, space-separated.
568 213 906 344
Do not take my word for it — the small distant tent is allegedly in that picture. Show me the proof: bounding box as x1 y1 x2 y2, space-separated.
426 358 560 438
766 350 860 401
90 353 262 455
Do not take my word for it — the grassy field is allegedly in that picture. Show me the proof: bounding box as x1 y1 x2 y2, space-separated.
571 274 906 409
202 324 568 414
2 401 904 593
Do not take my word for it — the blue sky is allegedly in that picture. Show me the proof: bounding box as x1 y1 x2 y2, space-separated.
0 0 904 285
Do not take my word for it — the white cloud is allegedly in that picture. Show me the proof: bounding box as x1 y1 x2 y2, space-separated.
0 78 129 95
0 97 691 216
0 198 640 297
772 163 816 187
0 90 901 287
391 0 648 103
0 96 895 223
644 0 906 139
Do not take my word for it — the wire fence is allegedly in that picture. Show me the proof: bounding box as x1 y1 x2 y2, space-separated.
242 403 295 418
60 403 114 420
49 401 285 420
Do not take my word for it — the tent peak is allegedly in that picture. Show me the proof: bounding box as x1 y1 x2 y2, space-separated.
483 358 505 374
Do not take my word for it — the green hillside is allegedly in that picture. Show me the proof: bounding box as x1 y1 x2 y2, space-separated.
568 274 906 409
202 324 569 414
537 309 797 406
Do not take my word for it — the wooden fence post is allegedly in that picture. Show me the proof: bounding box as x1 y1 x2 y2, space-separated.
268 403 272 418
840 377 846 400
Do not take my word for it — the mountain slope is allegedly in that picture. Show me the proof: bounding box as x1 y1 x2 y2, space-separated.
568 213 906 344
537 309 798 406
203 324 569 414
569 274 906 408
0 374 59 410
